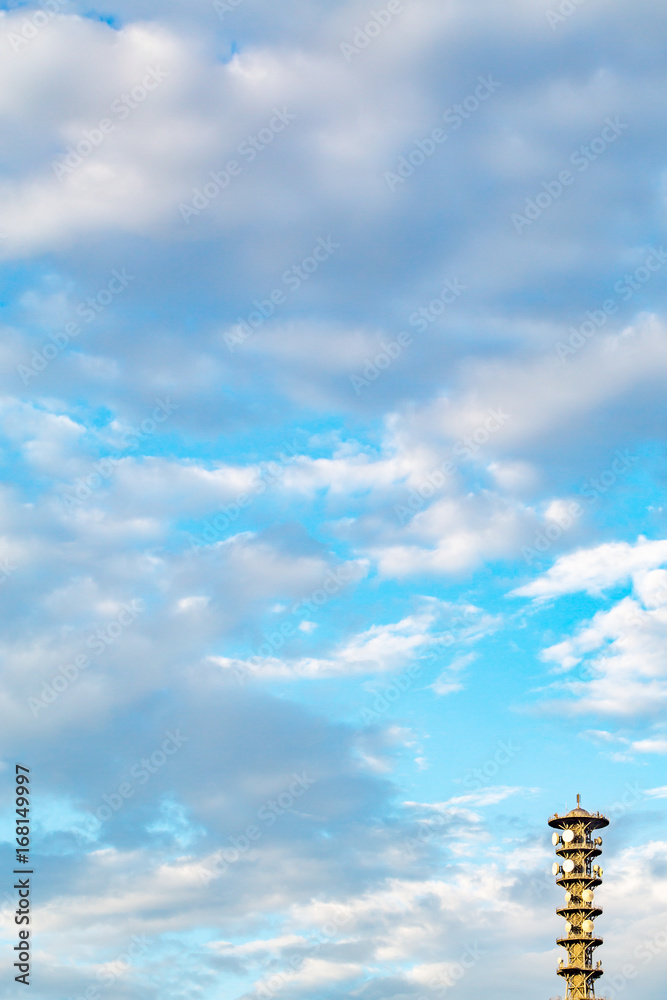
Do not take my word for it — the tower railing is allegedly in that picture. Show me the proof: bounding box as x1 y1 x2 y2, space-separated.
548 796 610 1000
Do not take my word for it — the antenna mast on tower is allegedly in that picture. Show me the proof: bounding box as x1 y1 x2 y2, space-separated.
548 797 609 1000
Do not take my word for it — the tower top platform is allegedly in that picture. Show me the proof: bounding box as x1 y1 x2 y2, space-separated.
548 794 609 830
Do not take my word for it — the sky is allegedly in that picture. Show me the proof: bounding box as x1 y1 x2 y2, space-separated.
0 0 667 997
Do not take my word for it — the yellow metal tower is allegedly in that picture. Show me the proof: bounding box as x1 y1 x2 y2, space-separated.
548 796 609 1000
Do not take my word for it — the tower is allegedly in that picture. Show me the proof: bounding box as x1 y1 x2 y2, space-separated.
548 796 609 1000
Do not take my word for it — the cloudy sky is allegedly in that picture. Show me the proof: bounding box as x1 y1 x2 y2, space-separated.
1 0 667 997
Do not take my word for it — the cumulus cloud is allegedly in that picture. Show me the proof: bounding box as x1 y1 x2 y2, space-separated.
518 560 667 717
513 537 667 600
4 1 667 998
212 611 439 680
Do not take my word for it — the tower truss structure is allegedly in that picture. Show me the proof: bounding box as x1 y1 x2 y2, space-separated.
548 796 609 1000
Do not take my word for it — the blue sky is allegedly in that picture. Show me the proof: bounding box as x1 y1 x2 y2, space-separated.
1 1 667 998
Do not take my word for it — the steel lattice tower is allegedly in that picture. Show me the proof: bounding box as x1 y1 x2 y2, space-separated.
548 796 609 1000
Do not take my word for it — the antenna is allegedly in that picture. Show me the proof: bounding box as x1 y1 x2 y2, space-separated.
549 800 609 999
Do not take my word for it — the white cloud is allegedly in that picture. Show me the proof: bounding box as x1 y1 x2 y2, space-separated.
209 933 306 956
513 537 667 600
395 316 667 456
5 2 667 998
407 786 527 813
431 651 476 696
531 561 667 716
212 611 438 680
646 786 667 798
368 493 537 577
630 739 667 755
